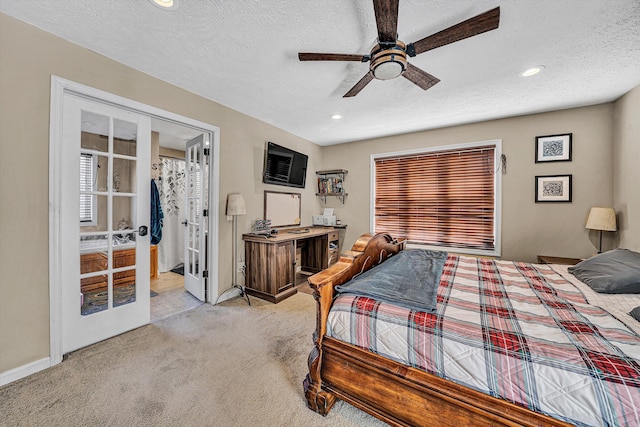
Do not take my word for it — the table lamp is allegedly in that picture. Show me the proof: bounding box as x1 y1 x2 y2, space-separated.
585 207 616 253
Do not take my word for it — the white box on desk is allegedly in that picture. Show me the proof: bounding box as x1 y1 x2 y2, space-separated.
323 215 336 226
312 215 336 226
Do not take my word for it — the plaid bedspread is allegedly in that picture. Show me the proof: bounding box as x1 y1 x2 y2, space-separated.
327 255 640 427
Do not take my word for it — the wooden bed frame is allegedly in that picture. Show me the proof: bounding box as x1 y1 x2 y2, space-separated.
303 233 571 427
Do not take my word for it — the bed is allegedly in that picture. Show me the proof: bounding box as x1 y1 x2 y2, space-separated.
303 233 640 427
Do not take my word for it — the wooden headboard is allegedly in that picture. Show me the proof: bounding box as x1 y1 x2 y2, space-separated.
305 233 404 367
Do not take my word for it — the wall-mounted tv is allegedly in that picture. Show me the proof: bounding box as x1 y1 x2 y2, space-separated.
262 141 308 188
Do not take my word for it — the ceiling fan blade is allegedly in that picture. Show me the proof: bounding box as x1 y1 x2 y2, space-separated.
343 73 374 97
298 53 369 62
402 63 440 90
373 0 399 44
407 7 500 57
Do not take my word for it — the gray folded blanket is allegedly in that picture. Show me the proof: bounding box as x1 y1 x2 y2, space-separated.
335 249 447 312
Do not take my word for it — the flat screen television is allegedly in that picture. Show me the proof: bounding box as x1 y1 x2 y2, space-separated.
262 142 308 188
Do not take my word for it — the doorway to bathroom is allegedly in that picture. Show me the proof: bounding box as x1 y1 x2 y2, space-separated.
149 122 208 321
49 76 220 363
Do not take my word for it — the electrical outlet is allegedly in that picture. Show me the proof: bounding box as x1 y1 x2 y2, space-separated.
237 262 245 272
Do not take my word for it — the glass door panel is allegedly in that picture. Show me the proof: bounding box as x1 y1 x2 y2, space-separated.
80 110 109 153
113 158 137 194
112 196 136 232
95 155 109 192
113 267 137 307
113 118 138 156
80 274 108 315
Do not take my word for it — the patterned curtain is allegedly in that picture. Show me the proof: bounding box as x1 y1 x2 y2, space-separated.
156 157 186 272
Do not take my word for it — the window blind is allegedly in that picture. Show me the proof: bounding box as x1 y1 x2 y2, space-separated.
374 145 496 251
79 153 95 223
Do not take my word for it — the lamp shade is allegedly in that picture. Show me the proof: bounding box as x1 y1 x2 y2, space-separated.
226 193 246 216
585 207 616 231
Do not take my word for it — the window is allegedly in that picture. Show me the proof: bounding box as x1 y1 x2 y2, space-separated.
79 153 97 225
371 140 501 256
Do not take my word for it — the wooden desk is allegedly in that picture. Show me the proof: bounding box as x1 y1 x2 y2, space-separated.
243 227 339 303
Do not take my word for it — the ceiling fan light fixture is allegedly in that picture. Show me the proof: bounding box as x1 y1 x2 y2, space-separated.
373 61 404 80
370 41 407 81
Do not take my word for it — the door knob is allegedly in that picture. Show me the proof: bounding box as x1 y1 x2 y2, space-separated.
181 220 188 227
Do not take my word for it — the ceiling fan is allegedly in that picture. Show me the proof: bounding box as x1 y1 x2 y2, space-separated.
298 1 500 97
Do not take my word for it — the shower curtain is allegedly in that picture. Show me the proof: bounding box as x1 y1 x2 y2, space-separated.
156 157 186 273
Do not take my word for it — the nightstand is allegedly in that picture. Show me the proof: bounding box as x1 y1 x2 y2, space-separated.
536 255 582 266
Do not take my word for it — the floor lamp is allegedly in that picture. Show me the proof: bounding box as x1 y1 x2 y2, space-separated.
226 193 250 305
585 206 617 254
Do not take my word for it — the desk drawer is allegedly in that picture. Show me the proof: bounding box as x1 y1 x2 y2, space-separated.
328 231 339 241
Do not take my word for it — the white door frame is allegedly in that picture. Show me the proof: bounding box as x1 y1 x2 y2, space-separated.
49 76 220 366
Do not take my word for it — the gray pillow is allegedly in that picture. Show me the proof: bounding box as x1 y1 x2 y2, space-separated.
630 307 640 322
568 248 640 294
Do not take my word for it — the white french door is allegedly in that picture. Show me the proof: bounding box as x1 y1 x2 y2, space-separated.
60 94 151 354
183 134 207 301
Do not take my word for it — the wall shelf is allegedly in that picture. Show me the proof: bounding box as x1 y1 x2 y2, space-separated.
316 169 347 204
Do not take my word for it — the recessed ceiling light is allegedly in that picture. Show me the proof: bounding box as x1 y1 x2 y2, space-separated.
148 0 178 10
521 66 545 77
331 114 342 120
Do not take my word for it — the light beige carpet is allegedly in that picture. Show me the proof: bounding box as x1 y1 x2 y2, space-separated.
0 293 387 427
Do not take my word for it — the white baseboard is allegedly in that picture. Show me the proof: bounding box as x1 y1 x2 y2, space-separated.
0 357 51 387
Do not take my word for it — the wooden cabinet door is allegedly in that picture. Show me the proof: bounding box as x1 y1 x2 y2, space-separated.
273 241 294 293
245 241 268 295
245 239 295 302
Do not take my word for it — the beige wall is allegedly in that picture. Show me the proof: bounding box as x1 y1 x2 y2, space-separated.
323 104 615 262
613 84 640 251
0 14 321 373
158 147 185 159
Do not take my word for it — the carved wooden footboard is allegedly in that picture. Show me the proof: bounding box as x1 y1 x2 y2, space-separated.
303 233 570 427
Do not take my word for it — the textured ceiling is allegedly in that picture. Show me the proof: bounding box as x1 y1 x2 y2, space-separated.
2 0 640 146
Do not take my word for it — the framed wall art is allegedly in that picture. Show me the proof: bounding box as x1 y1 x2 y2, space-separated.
535 174 572 203
535 133 572 163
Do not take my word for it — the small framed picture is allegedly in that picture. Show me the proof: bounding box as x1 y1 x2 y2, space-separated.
535 133 572 163
535 174 572 203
